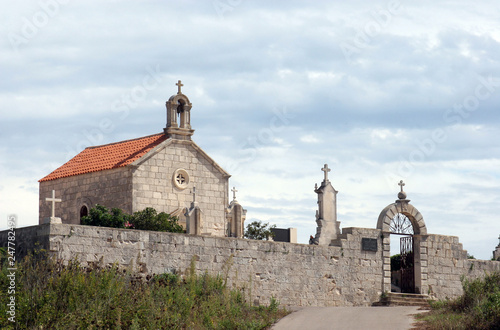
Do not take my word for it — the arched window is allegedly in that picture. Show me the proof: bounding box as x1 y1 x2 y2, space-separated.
80 205 88 220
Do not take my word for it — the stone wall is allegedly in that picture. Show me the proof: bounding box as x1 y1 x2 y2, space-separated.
1 224 383 307
39 168 133 225
2 224 499 307
132 140 229 237
424 234 500 299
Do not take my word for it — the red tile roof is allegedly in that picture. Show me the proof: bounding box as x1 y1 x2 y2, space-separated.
39 133 168 182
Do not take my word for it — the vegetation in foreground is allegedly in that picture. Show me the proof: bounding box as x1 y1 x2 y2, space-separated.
0 249 289 329
416 272 500 329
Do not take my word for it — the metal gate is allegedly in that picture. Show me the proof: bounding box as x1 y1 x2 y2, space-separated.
400 236 415 293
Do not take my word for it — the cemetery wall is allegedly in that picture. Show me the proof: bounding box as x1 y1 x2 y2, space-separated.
2 224 384 307
2 224 499 306
424 234 500 299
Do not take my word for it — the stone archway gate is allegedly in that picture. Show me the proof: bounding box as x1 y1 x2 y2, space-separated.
377 188 428 294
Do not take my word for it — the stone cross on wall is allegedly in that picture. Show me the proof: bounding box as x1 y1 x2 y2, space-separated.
321 164 331 182
176 80 184 94
398 180 405 192
46 190 62 218
397 180 408 200
231 187 238 202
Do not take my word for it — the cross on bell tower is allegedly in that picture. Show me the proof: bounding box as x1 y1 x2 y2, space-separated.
176 80 184 94
165 80 194 140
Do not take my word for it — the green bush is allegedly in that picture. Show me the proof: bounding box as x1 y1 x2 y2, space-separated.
130 207 184 233
391 254 401 271
81 205 184 233
419 272 500 329
81 204 130 228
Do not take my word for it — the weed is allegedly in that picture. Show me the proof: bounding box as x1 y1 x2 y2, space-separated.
0 251 289 329
417 272 500 329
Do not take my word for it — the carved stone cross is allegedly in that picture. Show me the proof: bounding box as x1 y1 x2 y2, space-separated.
321 164 331 181
398 180 405 192
231 186 238 201
45 189 62 218
176 80 184 94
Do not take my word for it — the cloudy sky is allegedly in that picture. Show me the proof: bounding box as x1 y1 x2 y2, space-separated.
1 0 499 259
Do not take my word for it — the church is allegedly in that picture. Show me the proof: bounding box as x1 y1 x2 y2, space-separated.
39 81 246 237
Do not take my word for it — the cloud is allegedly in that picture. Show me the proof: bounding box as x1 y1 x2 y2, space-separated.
1 1 499 259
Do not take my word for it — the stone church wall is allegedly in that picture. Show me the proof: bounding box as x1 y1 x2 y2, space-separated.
132 140 228 236
39 168 133 225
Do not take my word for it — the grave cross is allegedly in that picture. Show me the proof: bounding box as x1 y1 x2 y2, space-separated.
45 189 62 218
398 180 405 192
321 164 331 181
176 80 184 94
231 187 238 201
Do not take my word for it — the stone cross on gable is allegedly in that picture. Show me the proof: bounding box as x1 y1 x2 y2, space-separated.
46 189 62 218
398 180 405 192
231 187 238 201
321 164 331 182
176 80 184 94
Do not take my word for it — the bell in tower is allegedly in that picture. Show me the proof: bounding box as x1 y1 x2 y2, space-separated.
164 80 195 140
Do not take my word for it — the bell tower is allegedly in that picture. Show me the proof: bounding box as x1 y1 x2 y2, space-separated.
164 80 194 140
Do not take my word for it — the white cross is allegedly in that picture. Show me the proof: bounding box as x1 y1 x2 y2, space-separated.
398 180 405 192
231 187 238 201
321 164 331 181
176 80 183 94
45 190 62 218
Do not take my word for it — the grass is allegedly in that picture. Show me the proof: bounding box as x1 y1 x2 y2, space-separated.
0 249 289 329
415 272 500 329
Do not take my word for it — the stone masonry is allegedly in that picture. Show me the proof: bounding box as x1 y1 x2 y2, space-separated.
2 223 498 307
39 168 133 224
131 139 229 236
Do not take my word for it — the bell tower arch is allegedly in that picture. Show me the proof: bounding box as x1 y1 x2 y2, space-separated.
164 80 194 140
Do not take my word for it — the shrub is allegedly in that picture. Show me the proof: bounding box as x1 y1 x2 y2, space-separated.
390 254 401 271
0 252 289 329
419 272 500 329
81 204 129 228
130 207 184 233
81 205 184 233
